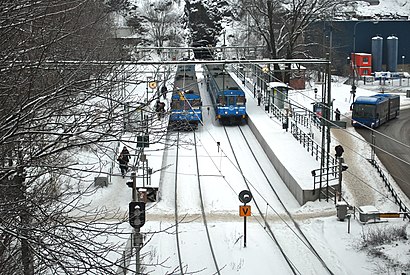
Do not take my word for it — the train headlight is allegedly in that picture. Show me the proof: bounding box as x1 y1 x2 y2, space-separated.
224 111 228 114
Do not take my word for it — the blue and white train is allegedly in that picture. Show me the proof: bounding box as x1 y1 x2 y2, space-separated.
352 94 400 128
169 64 203 130
204 64 247 125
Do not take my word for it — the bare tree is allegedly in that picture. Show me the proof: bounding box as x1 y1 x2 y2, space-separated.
0 0 158 274
128 0 184 48
237 0 348 80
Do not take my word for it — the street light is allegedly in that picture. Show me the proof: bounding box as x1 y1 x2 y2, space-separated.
402 55 405 71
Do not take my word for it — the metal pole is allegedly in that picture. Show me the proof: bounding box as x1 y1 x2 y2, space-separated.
131 172 137 202
338 156 342 202
135 227 141 274
371 131 375 162
244 215 247 248
352 22 358 88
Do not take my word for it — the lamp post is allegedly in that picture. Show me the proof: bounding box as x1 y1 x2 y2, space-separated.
402 55 405 71
352 21 378 99
352 21 363 89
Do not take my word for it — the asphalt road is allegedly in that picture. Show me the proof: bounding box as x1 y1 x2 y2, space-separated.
356 107 410 199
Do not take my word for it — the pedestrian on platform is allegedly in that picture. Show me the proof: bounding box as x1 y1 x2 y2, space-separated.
257 90 262 106
161 85 168 99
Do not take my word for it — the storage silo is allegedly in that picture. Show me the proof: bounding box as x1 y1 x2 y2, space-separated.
387 36 398 72
371 36 383 72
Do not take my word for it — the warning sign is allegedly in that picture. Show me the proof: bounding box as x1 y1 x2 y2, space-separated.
239 205 251 217
148 81 157 89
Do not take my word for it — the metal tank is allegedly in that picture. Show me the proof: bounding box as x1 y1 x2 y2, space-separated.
387 36 398 72
371 36 383 72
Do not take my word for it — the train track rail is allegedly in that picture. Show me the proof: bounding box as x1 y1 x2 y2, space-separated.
173 130 221 275
223 125 334 275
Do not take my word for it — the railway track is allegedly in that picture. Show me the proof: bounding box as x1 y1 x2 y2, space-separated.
223 125 335 275
172 130 221 275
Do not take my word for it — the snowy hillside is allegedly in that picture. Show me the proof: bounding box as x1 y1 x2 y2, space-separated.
355 0 410 19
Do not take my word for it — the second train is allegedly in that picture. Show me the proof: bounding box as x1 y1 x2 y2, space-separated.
204 64 247 125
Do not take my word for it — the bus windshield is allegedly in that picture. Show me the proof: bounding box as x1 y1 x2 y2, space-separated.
353 104 375 118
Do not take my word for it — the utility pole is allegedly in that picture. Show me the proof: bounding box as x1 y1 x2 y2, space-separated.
326 53 332 198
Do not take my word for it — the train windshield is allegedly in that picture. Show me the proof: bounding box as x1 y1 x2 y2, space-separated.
236 96 246 105
217 96 225 105
226 96 235 105
353 104 375 118
171 99 201 110
190 99 202 109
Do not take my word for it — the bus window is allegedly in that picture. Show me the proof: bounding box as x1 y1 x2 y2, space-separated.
353 104 375 118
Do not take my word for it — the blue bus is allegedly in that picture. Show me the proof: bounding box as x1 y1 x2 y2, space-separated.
352 94 400 128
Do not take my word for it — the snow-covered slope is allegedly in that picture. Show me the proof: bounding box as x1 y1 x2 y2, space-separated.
354 0 410 19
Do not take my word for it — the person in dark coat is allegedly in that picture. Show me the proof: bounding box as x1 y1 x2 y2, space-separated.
118 146 130 178
121 146 130 163
335 108 341 121
161 85 168 99
117 154 127 178
257 90 262 106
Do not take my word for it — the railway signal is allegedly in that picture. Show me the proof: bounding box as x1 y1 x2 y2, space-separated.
238 190 253 247
129 201 146 228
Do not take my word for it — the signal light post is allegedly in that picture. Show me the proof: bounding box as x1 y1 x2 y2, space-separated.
127 170 147 274
238 190 253 248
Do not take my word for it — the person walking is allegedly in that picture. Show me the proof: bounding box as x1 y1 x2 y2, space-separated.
155 100 161 119
117 146 130 178
117 154 127 178
161 85 168 99
121 146 130 163
257 90 262 106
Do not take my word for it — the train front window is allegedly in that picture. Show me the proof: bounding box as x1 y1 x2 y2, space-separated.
236 96 246 105
171 101 181 109
191 99 202 109
183 100 191 110
226 96 235 105
217 96 225 105
353 104 375 118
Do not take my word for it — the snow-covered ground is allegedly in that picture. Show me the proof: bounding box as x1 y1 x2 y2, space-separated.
76 63 410 274
355 0 410 18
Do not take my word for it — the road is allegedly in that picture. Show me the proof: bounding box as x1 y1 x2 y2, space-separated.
356 107 410 199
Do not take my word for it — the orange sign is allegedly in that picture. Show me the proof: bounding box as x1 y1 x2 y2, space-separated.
239 205 251 217
379 213 400 218
148 81 157 89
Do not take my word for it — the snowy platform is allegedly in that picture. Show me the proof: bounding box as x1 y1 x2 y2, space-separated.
246 104 320 205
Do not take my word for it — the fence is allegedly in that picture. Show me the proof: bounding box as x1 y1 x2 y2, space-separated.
369 159 410 220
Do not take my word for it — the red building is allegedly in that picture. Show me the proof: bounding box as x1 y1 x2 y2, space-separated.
351 53 372 77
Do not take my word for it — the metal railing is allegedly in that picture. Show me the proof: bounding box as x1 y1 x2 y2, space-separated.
368 159 410 220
